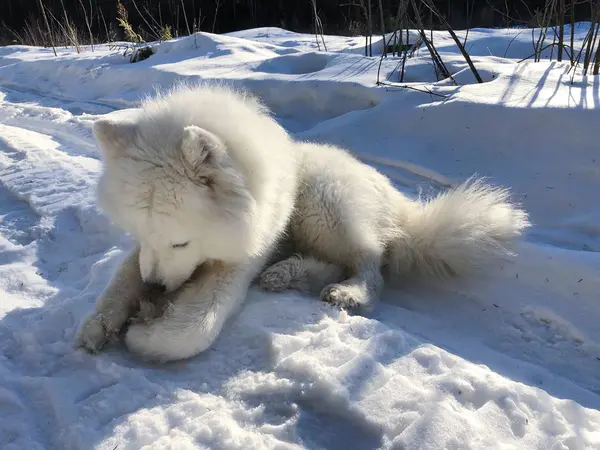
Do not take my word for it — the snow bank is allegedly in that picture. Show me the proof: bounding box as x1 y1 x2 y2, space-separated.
1 25 600 450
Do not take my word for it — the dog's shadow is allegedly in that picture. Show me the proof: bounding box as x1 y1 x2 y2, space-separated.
84 287 393 450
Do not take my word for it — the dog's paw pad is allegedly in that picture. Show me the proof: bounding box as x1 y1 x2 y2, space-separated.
320 284 363 310
75 313 115 353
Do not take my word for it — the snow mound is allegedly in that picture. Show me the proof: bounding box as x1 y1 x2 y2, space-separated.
255 52 333 74
155 31 289 59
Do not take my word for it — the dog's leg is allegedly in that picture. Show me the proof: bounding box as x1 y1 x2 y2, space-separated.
124 260 257 362
290 177 387 311
259 254 345 295
320 256 384 311
75 246 144 352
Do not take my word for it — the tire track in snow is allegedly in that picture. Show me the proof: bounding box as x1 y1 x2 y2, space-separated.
0 83 118 115
0 92 101 160
0 99 125 449
0 181 39 248
0 118 123 291
0 123 98 215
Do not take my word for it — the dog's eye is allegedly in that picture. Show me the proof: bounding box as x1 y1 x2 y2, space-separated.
172 241 190 249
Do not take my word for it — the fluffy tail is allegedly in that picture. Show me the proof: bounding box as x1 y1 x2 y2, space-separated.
386 178 530 280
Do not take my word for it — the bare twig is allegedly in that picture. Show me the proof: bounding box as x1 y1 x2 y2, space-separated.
310 0 328 51
343 0 371 56
180 0 191 36
378 0 386 58
98 5 110 44
45 7 80 51
504 29 526 57
36 0 57 55
212 0 223 34
585 21 600 74
518 42 572 62
484 0 530 26
78 0 94 50
400 29 410 81
130 0 161 40
59 0 80 52
464 0 475 46
141 4 165 35
410 0 450 81
558 0 565 61
582 3 600 74
594 31 600 74
377 80 449 98
391 0 408 54
570 0 576 64
421 0 483 83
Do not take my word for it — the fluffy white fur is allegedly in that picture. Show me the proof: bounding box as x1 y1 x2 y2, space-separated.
75 83 530 362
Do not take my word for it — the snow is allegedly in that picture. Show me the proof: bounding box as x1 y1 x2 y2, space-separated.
1 24 600 449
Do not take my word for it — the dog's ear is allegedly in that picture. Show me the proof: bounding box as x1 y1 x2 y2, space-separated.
93 118 137 158
180 125 226 170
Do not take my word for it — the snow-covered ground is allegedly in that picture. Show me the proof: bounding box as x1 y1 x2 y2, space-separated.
1 24 600 449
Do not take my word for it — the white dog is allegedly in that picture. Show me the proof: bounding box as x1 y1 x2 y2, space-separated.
75 84 530 362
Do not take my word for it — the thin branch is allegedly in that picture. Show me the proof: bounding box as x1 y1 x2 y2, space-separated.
378 0 386 58
570 0 576 64
180 0 191 36
377 80 449 98
421 0 483 83
78 0 94 50
36 0 57 55
130 0 161 40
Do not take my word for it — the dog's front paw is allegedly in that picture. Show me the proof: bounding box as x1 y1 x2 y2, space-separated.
320 283 363 310
75 312 118 354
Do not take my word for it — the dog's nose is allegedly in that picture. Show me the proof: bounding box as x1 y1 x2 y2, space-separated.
145 282 167 294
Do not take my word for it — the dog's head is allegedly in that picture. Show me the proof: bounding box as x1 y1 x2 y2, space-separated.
93 114 256 291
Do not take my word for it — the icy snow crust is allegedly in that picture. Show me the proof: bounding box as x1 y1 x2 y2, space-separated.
1 25 600 449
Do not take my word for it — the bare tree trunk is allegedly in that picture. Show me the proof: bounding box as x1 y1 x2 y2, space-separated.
570 0 576 64
570 8 597 78
429 5 433 44
463 0 475 46
358 0 369 56
367 0 373 56
583 8 599 73
585 22 600 74
558 0 565 61
378 0 386 57
400 28 409 81
594 31 600 74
